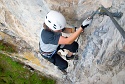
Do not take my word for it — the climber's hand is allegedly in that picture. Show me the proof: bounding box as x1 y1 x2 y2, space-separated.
81 17 92 30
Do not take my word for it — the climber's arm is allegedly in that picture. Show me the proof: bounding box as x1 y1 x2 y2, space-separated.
59 18 92 45
59 27 83 44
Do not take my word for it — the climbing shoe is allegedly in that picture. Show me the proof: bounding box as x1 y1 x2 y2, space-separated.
60 69 67 75
66 55 78 60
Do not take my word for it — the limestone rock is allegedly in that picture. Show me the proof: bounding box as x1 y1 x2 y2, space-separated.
100 0 113 8
0 0 125 84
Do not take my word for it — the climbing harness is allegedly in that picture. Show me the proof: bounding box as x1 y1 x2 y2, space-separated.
39 49 56 58
39 43 56 58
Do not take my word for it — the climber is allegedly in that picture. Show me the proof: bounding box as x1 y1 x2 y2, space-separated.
39 10 92 74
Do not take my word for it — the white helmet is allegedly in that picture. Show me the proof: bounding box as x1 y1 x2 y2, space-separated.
45 10 66 31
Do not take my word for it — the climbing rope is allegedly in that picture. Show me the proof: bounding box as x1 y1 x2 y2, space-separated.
100 5 125 39
76 8 101 42
89 7 101 19
77 6 124 42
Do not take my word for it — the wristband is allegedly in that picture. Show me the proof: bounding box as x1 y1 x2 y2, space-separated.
81 24 89 30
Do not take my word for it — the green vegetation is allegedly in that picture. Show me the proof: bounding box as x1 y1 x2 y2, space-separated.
0 41 56 84
0 41 16 53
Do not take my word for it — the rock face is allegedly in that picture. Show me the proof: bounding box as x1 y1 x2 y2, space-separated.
0 0 125 84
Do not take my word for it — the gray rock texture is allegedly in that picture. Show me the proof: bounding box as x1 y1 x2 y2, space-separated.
0 0 125 84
